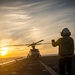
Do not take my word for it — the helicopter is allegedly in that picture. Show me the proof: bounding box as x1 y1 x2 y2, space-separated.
3 40 44 59
26 40 44 59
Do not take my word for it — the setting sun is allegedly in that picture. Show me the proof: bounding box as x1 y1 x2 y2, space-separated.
0 39 13 56
1 50 7 56
0 47 9 56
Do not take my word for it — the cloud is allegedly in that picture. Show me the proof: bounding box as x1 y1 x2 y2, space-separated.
0 0 75 56
4 14 31 20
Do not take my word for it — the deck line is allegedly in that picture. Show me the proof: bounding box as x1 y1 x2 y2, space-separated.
40 61 58 75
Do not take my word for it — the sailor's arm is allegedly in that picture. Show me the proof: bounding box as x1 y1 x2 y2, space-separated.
51 38 61 47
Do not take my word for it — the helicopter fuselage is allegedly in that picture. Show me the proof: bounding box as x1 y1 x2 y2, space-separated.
27 48 41 59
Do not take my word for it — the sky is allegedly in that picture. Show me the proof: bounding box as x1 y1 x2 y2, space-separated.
0 0 75 57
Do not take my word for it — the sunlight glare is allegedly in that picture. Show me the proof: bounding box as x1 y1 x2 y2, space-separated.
1 47 9 56
1 51 7 56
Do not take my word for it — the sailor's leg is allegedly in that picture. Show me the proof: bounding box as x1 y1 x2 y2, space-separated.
59 58 66 75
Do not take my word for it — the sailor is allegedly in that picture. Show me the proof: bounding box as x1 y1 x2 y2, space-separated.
51 28 74 75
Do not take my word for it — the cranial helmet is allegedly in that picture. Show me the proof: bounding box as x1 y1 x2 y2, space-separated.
61 28 71 36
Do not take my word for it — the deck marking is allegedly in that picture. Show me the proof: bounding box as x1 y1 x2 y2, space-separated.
40 61 58 75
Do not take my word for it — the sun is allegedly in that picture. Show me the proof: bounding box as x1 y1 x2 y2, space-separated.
1 51 7 56
1 47 9 56
0 39 14 57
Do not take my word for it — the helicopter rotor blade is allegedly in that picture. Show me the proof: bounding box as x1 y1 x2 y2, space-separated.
0 40 45 47
28 40 44 47
4 44 26 47
40 43 52 44
34 40 44 44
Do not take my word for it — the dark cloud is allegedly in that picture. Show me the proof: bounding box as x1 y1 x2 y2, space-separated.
59 0 75 7
0 0 75 8
0 0 46 6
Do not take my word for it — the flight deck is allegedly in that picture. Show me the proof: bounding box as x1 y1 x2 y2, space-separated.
0 56 75 75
